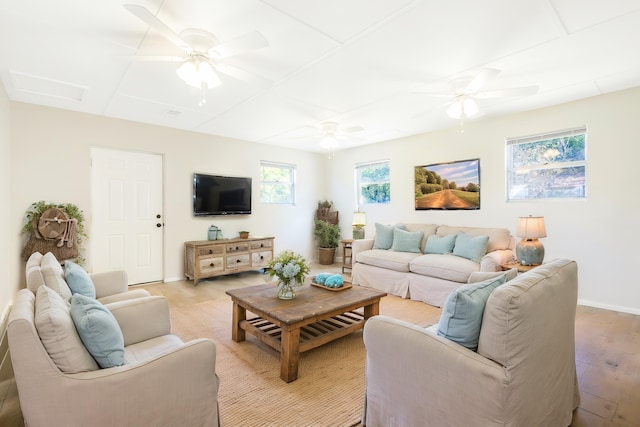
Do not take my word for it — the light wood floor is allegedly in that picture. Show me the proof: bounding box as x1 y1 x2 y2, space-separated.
1 265 639 426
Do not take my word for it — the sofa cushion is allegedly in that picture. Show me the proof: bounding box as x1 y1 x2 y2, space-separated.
356 249 421 273
64 260 97 298
124 335 184 364
34 285 99 373
425 233 457 254
453 232 489 262
436 273 508 350
402 223 438 252
26 252 45 293
437 225 512 253
40 252 72 301
409 254 479 283
391 228 423 253
373 223 406 249
70 294 125 368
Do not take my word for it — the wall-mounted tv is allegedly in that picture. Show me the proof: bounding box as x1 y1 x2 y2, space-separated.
193 173 252 216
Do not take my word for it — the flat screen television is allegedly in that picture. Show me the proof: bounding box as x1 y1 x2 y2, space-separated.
193 173 252 216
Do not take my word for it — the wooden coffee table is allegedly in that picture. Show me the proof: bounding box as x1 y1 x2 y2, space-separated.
226 282 386 382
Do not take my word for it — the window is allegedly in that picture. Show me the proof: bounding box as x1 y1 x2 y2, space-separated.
355 160 390 206
260 161 296 204
507 126 587 201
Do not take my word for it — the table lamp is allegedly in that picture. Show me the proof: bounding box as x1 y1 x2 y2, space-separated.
516 216 546 266
352 211 366 239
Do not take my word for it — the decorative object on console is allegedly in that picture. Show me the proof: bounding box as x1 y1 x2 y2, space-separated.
268 250 310 300
239 231 249 239
208 225 219 240
516 215 546 266
415 159 480 210
352 210 366 239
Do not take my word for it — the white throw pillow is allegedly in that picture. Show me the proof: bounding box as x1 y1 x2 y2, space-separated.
40 252 72 301
34 285 99 373
25 251 45 293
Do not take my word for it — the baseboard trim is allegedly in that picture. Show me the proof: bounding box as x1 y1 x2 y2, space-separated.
578 299 640 315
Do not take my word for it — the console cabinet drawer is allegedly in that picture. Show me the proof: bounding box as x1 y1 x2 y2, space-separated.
199 256 224 274
252 250 272 268
198 246 224 256
185 237 274 285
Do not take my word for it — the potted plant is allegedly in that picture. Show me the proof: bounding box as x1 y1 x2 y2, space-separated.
239 231 250 239
313 219 340 265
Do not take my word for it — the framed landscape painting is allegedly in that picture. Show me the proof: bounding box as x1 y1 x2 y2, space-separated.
415 158 480 210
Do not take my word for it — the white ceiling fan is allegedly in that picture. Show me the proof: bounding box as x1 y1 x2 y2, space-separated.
123 4 272 105
317 121 364 153
422 68 538 128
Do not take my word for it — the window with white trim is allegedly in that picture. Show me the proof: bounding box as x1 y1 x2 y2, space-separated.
260 161 296 204
355 160 390 207
507 126 587 200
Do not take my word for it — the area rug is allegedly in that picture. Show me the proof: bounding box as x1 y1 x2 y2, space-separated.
169 294 441 427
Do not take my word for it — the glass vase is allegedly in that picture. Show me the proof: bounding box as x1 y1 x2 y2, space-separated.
277 281 296 300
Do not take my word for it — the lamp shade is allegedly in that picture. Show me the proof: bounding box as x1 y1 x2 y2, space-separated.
516 216 546 239
352 211 366 227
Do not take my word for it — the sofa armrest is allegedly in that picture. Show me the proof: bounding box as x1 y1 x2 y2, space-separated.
106 296 171 345
90 270 128 298
352 238 375 263
362 315 507 426
480 249 514 272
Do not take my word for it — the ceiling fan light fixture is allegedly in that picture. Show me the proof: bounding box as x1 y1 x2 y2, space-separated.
320 135 339 150
446 96 479 119
176 57 221 89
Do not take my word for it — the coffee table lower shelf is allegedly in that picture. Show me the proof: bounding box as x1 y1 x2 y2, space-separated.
240 310 365 354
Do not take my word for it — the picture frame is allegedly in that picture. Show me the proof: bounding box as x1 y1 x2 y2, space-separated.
415 158 480 210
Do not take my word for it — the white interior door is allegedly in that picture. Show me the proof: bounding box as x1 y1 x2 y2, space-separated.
91 148 163 285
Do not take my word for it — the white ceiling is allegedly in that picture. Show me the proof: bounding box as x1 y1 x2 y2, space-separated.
1 0 639 153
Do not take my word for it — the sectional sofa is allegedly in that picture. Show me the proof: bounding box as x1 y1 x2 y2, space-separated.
351 223 515 307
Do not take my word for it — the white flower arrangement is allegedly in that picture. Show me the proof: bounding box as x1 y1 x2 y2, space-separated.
268 250 310 287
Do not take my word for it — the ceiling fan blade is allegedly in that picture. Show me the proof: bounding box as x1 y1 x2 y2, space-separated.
474 86 539 99
124 4 192 53
213 63 273 89
125 55 184 62
465 68 500 93
208 31 268 58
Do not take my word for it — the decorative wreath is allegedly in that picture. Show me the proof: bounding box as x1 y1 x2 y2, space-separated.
21 201 85 262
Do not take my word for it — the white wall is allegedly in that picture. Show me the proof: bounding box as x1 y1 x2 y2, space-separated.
0 82 12 320
9 103 325 289
6 87 640 315
327 87 640 314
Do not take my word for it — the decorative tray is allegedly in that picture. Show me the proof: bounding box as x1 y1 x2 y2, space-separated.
311 277 352 292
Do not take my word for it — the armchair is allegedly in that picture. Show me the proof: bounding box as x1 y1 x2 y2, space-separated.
362 259 580 427
8 289 219 426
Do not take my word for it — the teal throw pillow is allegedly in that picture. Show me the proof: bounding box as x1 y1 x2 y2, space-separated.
436 273 508 350
70 294 125 368
453 232 490 262
390 228 423 253
372 223 406 250
64 261 97 298
425 233 457 254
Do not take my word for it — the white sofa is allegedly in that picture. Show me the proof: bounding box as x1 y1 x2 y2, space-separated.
352 224 515 307
361 258 580 427
9 251 220 426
